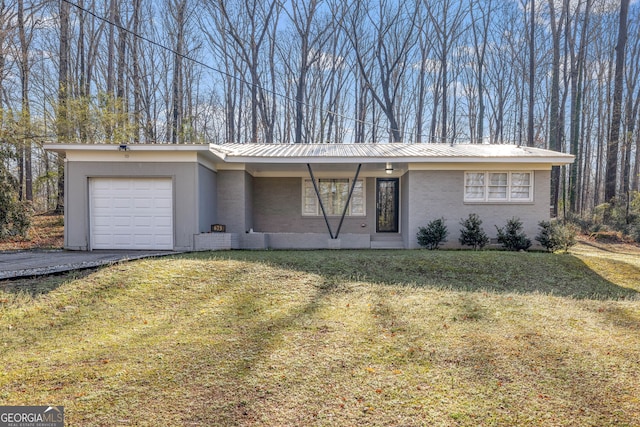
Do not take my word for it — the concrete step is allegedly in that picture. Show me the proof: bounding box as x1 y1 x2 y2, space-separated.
371 233 403 241
370 239 405 249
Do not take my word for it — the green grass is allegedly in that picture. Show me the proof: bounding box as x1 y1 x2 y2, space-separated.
1 243 639 426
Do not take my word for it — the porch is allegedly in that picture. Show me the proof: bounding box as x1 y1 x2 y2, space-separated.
193 232 405 250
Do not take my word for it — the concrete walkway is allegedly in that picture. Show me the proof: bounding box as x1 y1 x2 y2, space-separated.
0 250 179 280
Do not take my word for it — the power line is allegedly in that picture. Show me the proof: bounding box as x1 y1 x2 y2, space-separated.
61 0 447 143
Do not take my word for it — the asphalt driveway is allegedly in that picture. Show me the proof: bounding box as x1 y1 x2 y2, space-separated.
0 250 178 280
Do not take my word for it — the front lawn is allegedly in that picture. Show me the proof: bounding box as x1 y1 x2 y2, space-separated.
1 243 639 426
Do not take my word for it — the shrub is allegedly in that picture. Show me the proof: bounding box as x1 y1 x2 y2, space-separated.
594 197 636 234
536 220 577 253
459 213 489 250
565 212 598 234
417 218 448 250
0 171 32 239
536 221 556 252
11 201 33 238
554 222 578 252
631 224 640 243
496 217 531 251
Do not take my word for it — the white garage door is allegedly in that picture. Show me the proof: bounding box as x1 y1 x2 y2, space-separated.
90 178 173 250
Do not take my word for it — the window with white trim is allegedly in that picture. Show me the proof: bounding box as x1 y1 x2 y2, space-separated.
464 172 533 202
303 178 365 216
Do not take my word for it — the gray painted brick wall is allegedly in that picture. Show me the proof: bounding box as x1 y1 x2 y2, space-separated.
216 170 251 234
251 177 377 235
198 164 217 233
406 170 550 249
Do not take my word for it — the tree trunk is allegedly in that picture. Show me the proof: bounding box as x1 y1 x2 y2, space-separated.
440 42 448 144
527 0 535 147
547 0 565 216
470 0 491 144
105 0 117 142
115 5 127 141
605 0 630 202
17 0 31 201
171 0 186 144
131 0 142 143
55 0 70 213
569 0 591 213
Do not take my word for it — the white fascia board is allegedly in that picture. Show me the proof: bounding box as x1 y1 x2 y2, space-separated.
408 159 573 170
248 169 406 178
220 155 574 166
215 163 247 171
43 143 217 163
408 162 558 171
67 151 199 162
207 144 229 161
44 143 211 153
197 153 218 171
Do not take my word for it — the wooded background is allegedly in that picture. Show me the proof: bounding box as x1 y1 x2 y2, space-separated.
0 0 638 220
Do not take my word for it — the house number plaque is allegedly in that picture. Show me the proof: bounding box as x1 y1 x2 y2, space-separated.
211 224 226 232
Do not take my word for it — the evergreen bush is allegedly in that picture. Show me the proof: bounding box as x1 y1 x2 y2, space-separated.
496 217 531 251
458 213 489 250
417 218 448 250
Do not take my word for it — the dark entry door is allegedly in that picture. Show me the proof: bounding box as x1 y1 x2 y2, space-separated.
376 178 399 232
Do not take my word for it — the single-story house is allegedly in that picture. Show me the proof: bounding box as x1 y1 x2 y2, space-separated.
44 143 574 251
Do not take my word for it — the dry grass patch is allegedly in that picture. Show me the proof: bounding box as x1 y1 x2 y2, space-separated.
1 244 639 426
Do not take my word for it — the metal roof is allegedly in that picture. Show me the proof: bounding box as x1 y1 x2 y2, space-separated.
208 143 574 165
42 142 574 165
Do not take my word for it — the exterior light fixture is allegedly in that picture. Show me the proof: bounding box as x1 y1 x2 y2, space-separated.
385 162 393 174
118 144 129 151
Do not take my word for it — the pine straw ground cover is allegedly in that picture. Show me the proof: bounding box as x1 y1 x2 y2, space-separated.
1 244 639 426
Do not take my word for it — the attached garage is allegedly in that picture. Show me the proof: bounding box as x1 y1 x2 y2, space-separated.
89 178 174 250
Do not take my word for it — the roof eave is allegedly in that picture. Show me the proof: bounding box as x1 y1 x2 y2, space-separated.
44 142 212 150
219 155 575 165
43 143 575 166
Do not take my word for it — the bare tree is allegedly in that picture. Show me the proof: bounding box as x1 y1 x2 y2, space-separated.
412 3 434 143
527 0 535 147
321 0 350 144
169 0 186 144
605 0 630 202
55 0 71 212
347 0 417 142
469 0 493 144
567 0 593 213
546 0 566 216
15 0 44 201
485 2 520 145
284 0 332 144
425 0 467 144
622 10 640 196
632 31 640 192
591 9 618 207
204 0 280 143
130 0 143 143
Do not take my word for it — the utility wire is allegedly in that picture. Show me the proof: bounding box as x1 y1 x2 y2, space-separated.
61 0 456 144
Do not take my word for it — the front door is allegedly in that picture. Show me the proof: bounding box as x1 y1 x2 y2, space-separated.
376 178 399 232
